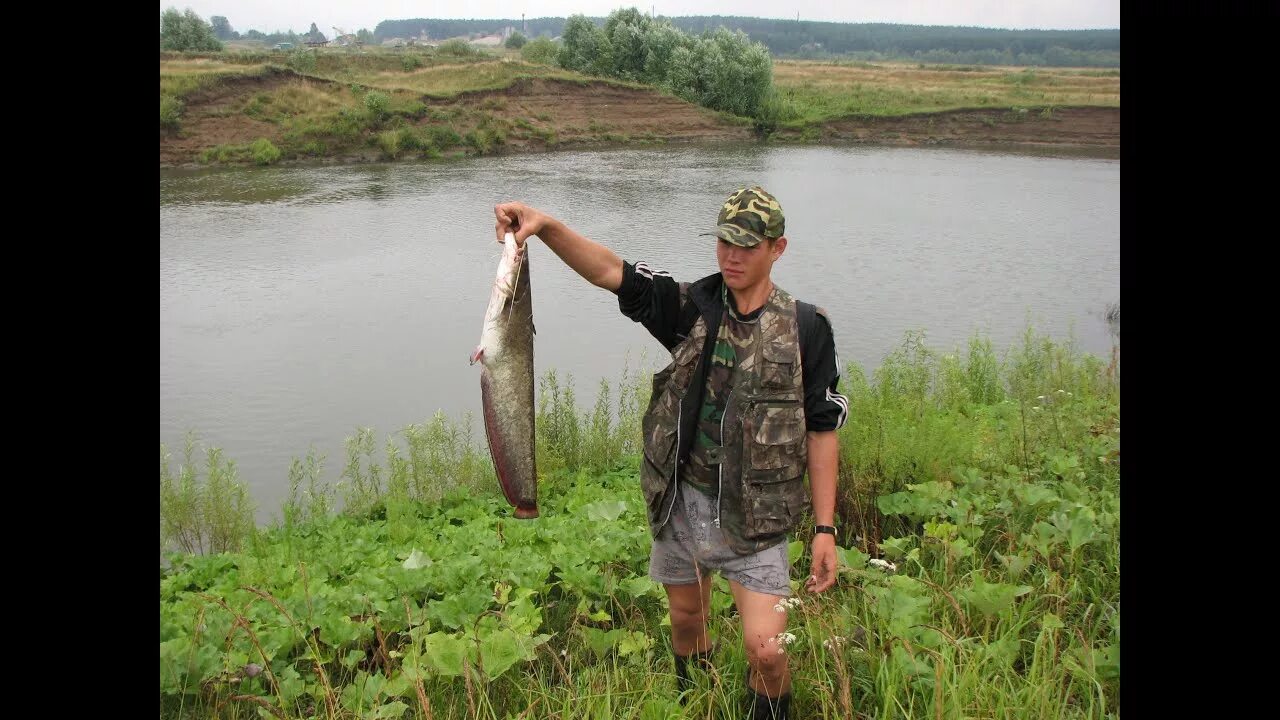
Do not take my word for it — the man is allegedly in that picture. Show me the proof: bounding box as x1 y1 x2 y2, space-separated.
494 186 847 719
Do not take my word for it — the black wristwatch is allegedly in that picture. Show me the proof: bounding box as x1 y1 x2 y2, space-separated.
815 525 838 536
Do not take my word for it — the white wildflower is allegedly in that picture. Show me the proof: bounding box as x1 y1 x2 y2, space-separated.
869 558 898 573
823 636 846 650
773 631 798 654
1031 406 1041 411
1037 395 1046 400
774 597 802 612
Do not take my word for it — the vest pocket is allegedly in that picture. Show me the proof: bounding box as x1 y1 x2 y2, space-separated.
670 333 701 389
743 404 807 537
760 340 797 389
640 421 677 525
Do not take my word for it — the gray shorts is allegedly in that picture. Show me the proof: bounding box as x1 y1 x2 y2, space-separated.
649 482 792 597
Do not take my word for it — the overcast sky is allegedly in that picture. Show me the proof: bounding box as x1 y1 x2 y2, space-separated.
160 1 1120 35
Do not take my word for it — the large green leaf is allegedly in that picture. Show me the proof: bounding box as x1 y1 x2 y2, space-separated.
402 549 432 570
584 499 628 522
422 632 472 676
835 545 869 569
479 628 536 678
788 540 804 566
427 584 493 630
959 573 1032 619
368 701 410 719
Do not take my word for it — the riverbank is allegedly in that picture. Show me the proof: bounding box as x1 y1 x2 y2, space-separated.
161 327 1120 718
160 55 1119 168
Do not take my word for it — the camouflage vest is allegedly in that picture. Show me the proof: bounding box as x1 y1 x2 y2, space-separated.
640 285 809 555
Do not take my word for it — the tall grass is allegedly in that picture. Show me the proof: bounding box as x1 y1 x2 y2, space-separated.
837 327 1118 548
161 325 1119 718
771 60 1120 125
535 353 649 475
160 433 255 555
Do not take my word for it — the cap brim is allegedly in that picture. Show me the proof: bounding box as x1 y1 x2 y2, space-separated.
700 224 766 247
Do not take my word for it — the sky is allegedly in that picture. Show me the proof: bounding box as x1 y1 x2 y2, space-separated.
160 1 1120 36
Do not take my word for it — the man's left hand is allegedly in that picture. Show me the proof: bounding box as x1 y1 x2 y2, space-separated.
805 532 837 593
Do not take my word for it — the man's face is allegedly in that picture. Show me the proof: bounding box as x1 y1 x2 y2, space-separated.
717 236 787 292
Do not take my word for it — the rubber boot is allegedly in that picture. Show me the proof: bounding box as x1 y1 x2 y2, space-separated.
673 647 714 702
748 688 792 720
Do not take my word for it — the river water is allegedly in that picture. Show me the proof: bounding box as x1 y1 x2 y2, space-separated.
160 144 1119 519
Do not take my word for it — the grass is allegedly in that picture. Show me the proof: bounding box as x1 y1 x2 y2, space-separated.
158 52 639 164
162 50 1119 165
161 326 1119 718
160 61 275 98
771 59 1119 125
316 58 610 99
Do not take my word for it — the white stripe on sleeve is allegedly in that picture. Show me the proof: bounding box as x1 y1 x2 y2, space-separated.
825 387 849 429
634 261 671 279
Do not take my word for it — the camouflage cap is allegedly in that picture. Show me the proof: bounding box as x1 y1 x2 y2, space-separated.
700 186 785 248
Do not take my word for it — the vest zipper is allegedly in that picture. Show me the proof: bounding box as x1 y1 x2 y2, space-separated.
658 400 682 530
714 386 734 528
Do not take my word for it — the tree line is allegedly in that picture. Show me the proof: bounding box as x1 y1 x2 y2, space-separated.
171 8 1119 67
556 9 773 120
374 14 1119 66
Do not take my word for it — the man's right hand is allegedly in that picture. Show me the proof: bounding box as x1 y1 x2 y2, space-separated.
492 202 624 291
495 202 553 247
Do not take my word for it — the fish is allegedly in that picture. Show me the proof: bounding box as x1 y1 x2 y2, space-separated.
470 232 538 518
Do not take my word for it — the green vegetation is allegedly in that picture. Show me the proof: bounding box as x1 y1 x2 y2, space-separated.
558 9 774 121
769 60 1118 125
160 94 184 130
436 38 486 59
160 6 1119 164
160 7 223 52
196 138 282 165
160 327 1119 718
521 37 559 65
371 15 1118 67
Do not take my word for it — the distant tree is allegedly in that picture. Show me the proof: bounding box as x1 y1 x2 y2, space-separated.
437 38 481 58
356 28 375 45
558 15 611 76
160 8 223 51
642 21 686 84
666 28 771 119
604 7 652 80
244 29 265 41
505 31 527 49
521 36 559 65
604 7 649 36
307 22 326 43
209 15 233 40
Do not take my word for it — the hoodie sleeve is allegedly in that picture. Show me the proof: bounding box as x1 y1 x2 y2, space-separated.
802 310 849 432
615 260 687 352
